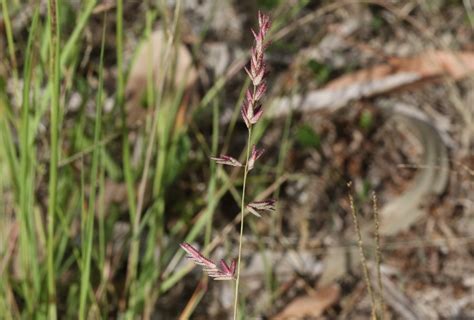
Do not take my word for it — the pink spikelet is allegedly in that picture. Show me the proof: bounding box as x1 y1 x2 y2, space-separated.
254 82 267 101
241 105 251 128
249 104 263 125
258 11 271 36
241 11 271 129
180 243 236 280
246 199 276 217
248 145 265 171
210 155 243 167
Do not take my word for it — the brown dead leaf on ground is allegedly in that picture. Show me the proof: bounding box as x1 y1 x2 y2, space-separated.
326 51 474 90
125 29 198 126
97 180 151 217
272 284 340 319
378 103 449 236
268 50 474 119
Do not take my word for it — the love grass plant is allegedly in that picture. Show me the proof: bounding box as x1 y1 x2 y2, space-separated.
180 11 274 319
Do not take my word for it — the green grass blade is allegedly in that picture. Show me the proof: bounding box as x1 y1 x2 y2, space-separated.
205 99 219 245
78 14 107 319
18 8 40 314
60 0 97 68
1 0 18 81
116 1 138 314
47 0 61 318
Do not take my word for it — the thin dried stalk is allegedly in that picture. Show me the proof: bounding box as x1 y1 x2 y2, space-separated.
372 192 385 319
347 182 377 320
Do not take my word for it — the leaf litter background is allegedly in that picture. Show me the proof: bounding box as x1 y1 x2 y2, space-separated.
0 0 473 318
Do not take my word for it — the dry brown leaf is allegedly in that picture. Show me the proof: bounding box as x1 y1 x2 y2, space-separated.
379 103 449 235
97 180 152 217
273 284 340 319
325 51 474 90
125 29 198 126
268 51 474 119
92 1 115 14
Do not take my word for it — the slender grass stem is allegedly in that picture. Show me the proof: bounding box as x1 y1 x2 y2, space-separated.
205 99 219 246
47 0 60 317
78 16 106 319
348 182 377 320
98 165 106 280
115 0 138 312
372 192 385 319
116 0 136 223
233 126 253 320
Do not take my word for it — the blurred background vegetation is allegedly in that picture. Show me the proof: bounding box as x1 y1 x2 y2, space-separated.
0 0 473 318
